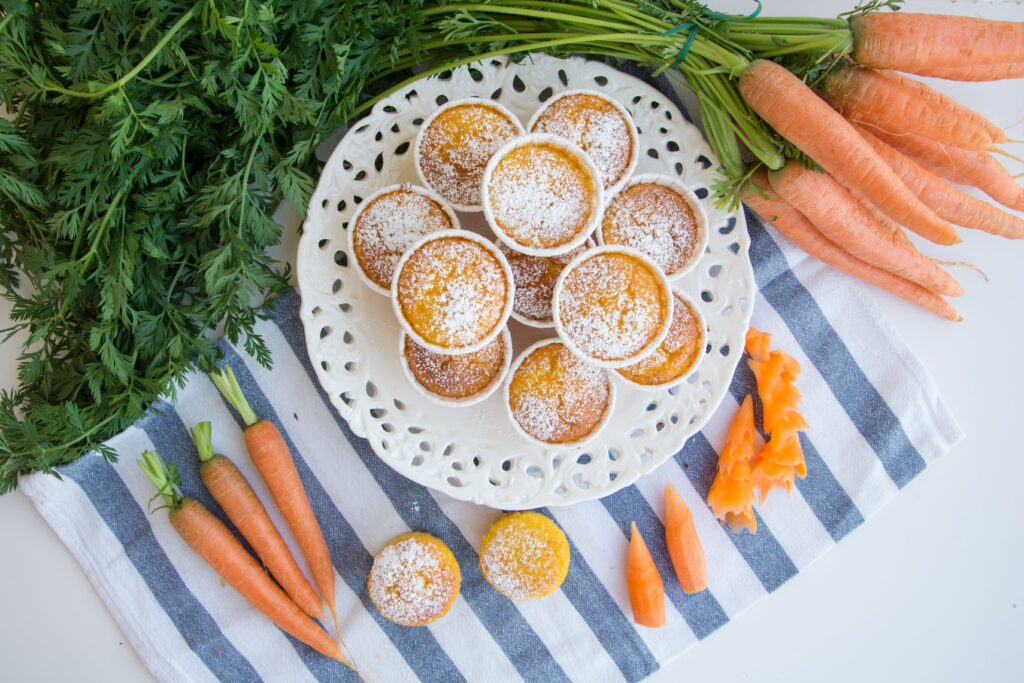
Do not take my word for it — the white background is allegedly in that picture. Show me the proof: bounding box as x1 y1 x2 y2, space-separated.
1 1 1022 681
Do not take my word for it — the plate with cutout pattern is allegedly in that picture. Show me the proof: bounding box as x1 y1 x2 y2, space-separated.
296 54 754 509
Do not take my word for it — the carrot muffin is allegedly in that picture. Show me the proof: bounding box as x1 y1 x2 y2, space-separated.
392 231 514 354
505 339 613 445
599 174 708 279
498 239 592 327
480 512 570 601
482 134 603 256
553 246 673 367
349 183 458 294
528 90 638 193
400 328 511 405
414 99 524 210
368 532 461 626
617 292 706 388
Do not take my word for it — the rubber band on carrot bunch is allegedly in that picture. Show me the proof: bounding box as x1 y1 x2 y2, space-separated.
744 327 808 504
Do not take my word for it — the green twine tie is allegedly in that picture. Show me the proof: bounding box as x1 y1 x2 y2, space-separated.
664 1 763 69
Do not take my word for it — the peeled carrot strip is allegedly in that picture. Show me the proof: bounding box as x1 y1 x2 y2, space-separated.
745 327 772 362
707 395 757 534
664 483 708 594
626 523 665 628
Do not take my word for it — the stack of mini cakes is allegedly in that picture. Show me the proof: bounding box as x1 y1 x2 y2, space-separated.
347 90 710 445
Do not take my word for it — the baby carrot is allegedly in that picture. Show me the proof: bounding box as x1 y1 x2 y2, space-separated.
850 12 1024 72
210 366 342 642
626 523 665 628
742 168 961 320
738 59 958 245
767 160 963 297
189 421 324 619
137 450 347 664
663 482 708 594
856 125 1024 239
822 65 997 150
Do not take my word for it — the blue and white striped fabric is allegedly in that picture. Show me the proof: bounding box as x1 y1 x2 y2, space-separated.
21 206 963 681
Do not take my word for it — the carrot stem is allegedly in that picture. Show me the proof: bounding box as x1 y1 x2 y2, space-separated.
190 421 216 464
210 366 259 427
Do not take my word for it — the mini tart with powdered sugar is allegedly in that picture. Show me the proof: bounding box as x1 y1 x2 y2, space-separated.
527 90 638 195
368 532 461 626
504 339 614 446
348 183 458 294
617 291 706 389
392 231 514 355
414 98 524 211
482 133 603 256
552 246 673 368
400 328 511 406
479 511 570 601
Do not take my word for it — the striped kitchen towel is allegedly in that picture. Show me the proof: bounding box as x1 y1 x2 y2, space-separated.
20 206 963 681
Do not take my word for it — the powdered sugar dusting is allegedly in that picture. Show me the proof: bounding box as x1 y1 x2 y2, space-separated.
500 241 590 323
404 333 506 399
602 183 699 276
508 342 610 443
353 187 454 289
531 93 634 190
557 252 668 361
480 514 569 600
618 293 702 385
397 236 509 348
487 143 594 249
418 103 521 207
368 535 458 626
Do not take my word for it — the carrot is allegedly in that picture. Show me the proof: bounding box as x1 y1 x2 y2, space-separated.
909 61 1024 82
839 177 916 249
742 168 962 320
767 160 963 296
738 59 958 245
747 350 807 437
188 421 324 619
706 394 757 534
856 125 1024 239
663 482 708 594
822 66 998 150
626 522 665 628
873 70 1007 144
137 450 347 663
850 12 1024 72
211 366 343 646
744 326 772 362
866 126 1024 212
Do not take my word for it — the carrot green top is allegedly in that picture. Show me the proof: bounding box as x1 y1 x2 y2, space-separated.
189 421 217 464
138 449 184 511
210 366 259 428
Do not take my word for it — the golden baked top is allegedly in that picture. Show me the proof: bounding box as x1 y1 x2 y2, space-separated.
618 292 704 386
601 181 701 277
479 511 570 601
417 101 522 208
507 341 610 444
367 532 460 627
352 185 455 290
485 140 597 251
395 234 510 351
530 92 635 191
555 250 671 363
403 333 507 400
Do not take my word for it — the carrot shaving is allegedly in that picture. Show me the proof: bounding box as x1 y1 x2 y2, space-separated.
744 328 772 362
745 328 809 503
707 395 757 534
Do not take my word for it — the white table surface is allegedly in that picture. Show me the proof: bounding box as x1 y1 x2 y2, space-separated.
2 1 1022 681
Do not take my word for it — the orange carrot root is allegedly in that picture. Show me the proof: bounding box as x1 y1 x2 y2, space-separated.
663 483 709 594
707 395 757 534
909 61 1024 82
626 523 666 628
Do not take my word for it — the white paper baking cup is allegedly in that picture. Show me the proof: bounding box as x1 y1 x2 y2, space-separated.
615 290 707 391
526 88 640 197
497 237 596 329
347 183 460 296
551 244 674 369
413 97 525 213
399 327 512 407
391 229 515 355
597 172 709 281
503 337 616 448
481 132 604 257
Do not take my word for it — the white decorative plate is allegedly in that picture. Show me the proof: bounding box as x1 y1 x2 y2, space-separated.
296 54 754 509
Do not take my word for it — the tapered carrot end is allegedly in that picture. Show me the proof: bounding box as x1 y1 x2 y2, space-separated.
626 523 665 628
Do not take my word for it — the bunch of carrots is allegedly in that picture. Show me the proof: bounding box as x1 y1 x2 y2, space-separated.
138 367 357 672
737 12 1024 321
